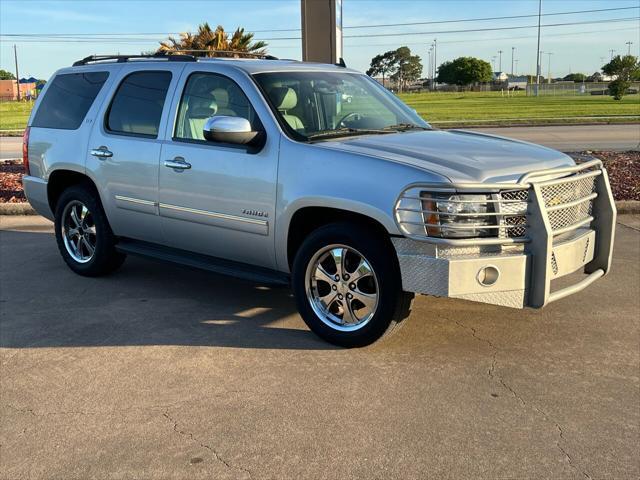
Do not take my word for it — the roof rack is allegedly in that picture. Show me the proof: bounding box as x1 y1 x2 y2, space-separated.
72 50 279 67
73 53 196 66
158 49 279 60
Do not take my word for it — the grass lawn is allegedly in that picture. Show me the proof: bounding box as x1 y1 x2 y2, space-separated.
0 101 34 131
399 91 640 126
1 91 639 131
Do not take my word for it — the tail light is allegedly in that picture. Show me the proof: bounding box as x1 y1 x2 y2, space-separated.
22 127 30 175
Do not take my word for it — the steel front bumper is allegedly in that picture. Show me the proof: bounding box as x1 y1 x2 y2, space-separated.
392 160 616 309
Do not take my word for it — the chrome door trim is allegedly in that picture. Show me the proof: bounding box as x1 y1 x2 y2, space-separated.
159 202 269 235
114 195 157 207
114 195 159 216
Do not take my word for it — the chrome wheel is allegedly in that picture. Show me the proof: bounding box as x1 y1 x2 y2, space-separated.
305 244 379 332
62 200 96 264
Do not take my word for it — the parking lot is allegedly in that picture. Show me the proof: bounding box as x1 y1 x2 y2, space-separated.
1 215 638 479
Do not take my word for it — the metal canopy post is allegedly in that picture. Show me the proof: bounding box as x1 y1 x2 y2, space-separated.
301 0 343 64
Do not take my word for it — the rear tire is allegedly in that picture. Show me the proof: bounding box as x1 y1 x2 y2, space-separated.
54 183 125 277
292 222 413 347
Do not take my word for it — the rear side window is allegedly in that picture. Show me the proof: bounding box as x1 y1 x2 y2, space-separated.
106 71 172 138
32 72 109 130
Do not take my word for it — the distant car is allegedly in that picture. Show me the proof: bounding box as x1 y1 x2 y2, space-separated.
591 87 639 95
22 53 616 347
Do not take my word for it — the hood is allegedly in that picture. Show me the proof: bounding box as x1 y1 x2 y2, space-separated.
315 129 575 183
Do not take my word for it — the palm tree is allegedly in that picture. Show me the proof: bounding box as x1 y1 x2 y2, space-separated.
158 23 267 57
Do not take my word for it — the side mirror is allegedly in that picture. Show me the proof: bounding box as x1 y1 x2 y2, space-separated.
203 116 264 146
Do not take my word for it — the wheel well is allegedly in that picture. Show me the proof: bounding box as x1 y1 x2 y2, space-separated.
47 170 97 212
286 207 390 268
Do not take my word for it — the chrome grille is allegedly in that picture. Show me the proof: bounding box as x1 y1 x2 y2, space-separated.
498 189 529 238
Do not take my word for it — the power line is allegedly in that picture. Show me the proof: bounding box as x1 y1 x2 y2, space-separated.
342 6 639 29
1 5 637 38
342 16 640 39
3 16 638 44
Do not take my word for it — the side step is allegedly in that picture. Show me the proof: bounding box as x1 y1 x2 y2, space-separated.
116 238 290 286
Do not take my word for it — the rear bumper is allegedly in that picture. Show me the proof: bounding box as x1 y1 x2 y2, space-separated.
392 161 616 309
22 176 53 221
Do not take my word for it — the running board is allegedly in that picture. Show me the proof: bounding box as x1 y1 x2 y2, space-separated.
116 238 290 286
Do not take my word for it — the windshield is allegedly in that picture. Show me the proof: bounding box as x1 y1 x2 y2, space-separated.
253 71 430 141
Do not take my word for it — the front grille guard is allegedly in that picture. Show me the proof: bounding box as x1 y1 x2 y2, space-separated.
394 159 617 307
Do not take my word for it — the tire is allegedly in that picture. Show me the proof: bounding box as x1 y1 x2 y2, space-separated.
54 183 126 277
292 222 413 347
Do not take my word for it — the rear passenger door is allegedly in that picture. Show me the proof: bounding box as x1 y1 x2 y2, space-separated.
87 64 185 244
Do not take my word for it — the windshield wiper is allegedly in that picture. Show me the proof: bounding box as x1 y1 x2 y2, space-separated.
382 123 431 132
306 127 396 141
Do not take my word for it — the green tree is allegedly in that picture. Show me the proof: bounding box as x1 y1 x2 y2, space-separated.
563 73 587 82
436 57 493 87
366 51 396 87
366 47 422 92
0 69 15 80
158 22 267 57
602 55 640 100
391 46 423 92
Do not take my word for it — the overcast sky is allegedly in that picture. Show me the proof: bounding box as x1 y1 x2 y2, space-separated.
1 0 638 79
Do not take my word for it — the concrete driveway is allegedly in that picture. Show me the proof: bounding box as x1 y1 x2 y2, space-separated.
1 216 638 479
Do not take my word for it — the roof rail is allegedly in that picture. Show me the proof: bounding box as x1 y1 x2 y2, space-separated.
72 53 196 66
156 49 279 60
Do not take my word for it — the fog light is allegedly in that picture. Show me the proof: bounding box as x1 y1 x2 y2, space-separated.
477 266 500 287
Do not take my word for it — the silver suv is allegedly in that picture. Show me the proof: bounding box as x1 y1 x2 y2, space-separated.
23 54 616 347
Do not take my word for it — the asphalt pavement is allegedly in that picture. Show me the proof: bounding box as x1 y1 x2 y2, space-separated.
1 124 639 160
1 215 638 479
473 124 640 151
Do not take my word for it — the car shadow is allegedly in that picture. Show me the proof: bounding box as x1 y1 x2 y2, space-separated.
0 230 338 351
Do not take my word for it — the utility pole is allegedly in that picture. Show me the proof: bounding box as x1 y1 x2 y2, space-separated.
609 49 615 61
546 52 553 83
514 59 519 76
428 46 432 89
626 41 633 56
511 47 515 75
498 50 503 72
491 56 496 71
433 38 437 89
13 44 21 101
534 0 542 96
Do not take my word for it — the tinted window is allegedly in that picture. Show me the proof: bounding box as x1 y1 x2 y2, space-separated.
174 72 258 141
32 72 109 130
106 71 172 137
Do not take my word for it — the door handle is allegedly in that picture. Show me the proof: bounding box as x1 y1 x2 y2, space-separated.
90 146 113 159
164 157 191 170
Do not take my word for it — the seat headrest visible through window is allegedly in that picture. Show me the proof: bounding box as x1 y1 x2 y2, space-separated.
269 87 298 111
212 88 230 109
189 97 218 119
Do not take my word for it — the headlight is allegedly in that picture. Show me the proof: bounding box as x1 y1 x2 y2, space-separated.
422 193 494 238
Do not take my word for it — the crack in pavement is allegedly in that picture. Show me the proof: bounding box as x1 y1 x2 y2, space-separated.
454 320 593 480
2 400 189 418
162 410 253 479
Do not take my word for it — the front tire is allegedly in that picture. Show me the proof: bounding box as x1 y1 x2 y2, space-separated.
292 222 413 347
54 183 125 277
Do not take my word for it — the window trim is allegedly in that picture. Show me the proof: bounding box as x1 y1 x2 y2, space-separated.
171 70 265 150
31 71 110 131
104 70 173 139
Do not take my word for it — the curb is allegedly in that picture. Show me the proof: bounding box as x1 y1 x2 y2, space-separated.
615 200 640 214
0 203 37 215
1 201 638 216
